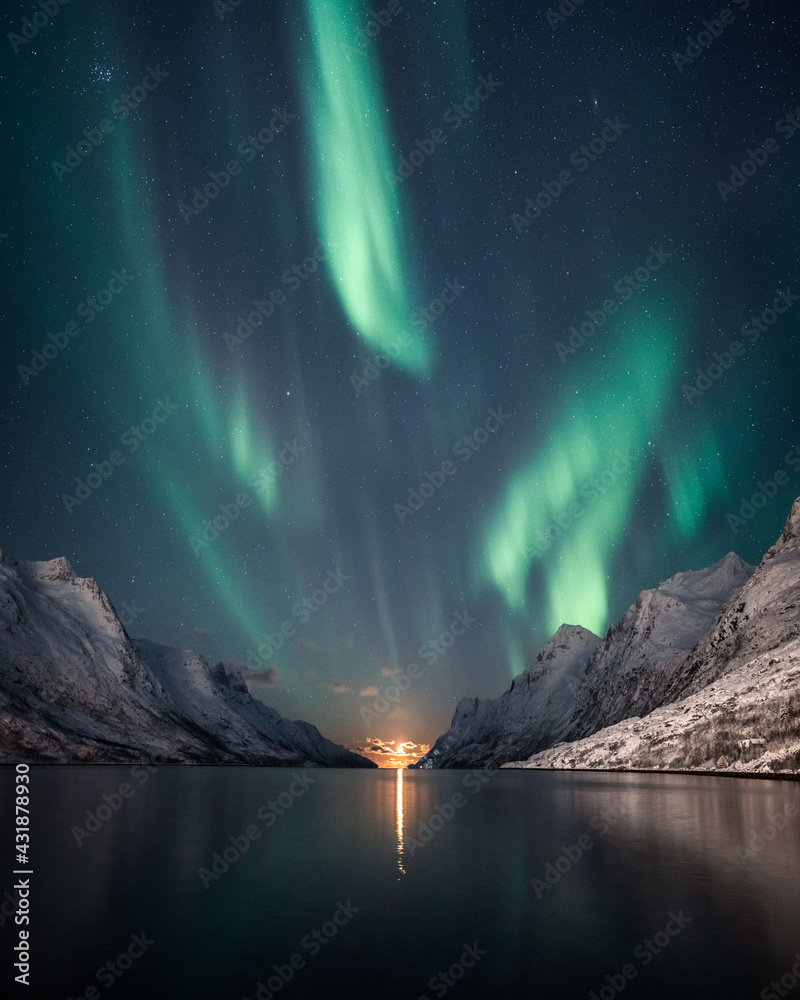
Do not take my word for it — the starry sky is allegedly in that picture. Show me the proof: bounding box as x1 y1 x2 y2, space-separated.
1 0 798 762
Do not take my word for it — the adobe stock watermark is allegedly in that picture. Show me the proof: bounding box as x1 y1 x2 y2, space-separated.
52 66 169 181
240 900 359 1000
530 802 626 899
343 1 403 55
726 445 800 534
188 439 306 554
545 0 591 32
394 407 512 524
118 598 145 631
350 328 423 394
588 911 692 1000
716 99 800 202
65 932 155 1000
244 567 351 670
511 117 629 232
735 793 800 863
62 399 179 514
416 941 487 1000
359 611 477 723
18 268 136 386
555 246 673 361
0 887 22 930
8 0 71 54
387 75 501 186
405 766 494 856
672 0 752 72
70 762 161 847
521 448 637 560
350 277 466 394
198 771 318 889
736 784 800 865
213 0 246 20
683 287 798 403
760 953 800 1000
223 242 325 351
179 108 296 223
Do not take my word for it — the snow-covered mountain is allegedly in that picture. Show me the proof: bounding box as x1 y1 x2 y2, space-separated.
0 551 374 766
413 540 761 770
559 551 754 743
501 639 800 774
410 625 601 769
663 499 800 702
504 497 800 774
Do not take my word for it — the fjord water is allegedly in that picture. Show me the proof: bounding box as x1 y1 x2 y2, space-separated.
2 768 799 1000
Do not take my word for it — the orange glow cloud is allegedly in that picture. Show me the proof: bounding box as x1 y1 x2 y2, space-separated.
352 737 431 768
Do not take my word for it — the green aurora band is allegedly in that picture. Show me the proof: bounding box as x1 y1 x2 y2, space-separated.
107 136 284 652
479 311 679 640
301 0 431 375
662 422 728 540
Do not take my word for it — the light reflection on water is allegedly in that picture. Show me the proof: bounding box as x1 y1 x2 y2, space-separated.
396 767 406 877
1 767 798 1000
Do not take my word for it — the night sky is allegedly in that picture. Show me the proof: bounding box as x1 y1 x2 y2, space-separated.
1 0 799 763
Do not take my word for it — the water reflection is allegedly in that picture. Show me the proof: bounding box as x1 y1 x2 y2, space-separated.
3 767 799 1000
396 767 406 877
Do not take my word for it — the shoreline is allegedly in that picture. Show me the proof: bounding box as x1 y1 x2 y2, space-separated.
2 761 798 781
499 765 800 782
0 760 374 768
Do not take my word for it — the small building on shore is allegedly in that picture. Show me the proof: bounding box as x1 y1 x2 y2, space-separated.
737 738 767 752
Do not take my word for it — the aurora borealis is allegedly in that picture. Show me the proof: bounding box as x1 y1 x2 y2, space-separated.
1 0 799 757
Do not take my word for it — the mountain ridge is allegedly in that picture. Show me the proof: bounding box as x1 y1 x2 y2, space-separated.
0 551 374 767
413 500 800 773
502 497 800 773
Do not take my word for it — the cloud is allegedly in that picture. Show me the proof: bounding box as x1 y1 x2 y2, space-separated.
293 636 319 655
355 737 389 752
329 681 349 694
354 741 393 754
154 618 212 649
363 737 429 755
352 737 432 764
381 665 400 677
359 686 379 697
244 666 280 688
185 627 210 646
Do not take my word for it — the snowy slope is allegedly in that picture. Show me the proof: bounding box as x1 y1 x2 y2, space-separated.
561 551 754 742
501 638 800 774
0 551 374 766
0 553 197 762
663 498 800 701
138 640 371 767
504 498 800 774
411 625 601 769
414 552 752 769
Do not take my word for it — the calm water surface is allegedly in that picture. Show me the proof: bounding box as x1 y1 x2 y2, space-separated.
1 767 799 1000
